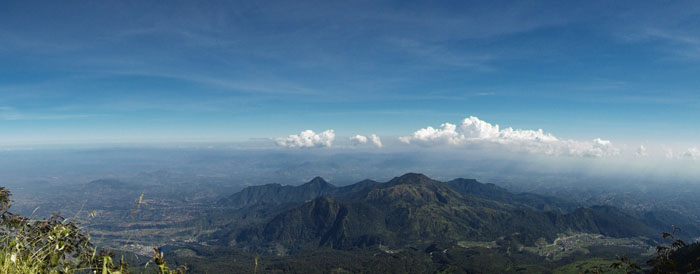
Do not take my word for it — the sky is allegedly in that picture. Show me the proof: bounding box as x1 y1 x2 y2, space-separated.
2 0 700 157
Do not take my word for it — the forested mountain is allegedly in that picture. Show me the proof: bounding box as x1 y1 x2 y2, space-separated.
218 177 337 208
11 172 700 273
214 173 699 255
446 178 579 213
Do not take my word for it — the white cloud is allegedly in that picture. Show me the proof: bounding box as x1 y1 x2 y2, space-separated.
635 145 648 157
681 147 700 160
559 138 620 158
350 134 383 148
369 134 383 148
661 147 700 160
664 148 675 159
349 135 368 145
398 123 462 145
276 130 335 148
400 116 619 157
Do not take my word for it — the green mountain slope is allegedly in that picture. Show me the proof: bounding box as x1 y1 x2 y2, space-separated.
199 172 700 259
218 177 337 208
447 178 578 213
229 173 697 254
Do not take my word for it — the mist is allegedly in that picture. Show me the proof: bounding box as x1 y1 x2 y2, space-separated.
2 141 698 190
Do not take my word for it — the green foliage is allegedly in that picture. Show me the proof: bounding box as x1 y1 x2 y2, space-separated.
0 187 116 273
553 257 624 274
581 227 700 274
149 248 188 274
646 227 700 273
0 187 184 274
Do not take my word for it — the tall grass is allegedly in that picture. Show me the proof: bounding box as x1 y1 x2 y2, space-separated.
0 187 184 274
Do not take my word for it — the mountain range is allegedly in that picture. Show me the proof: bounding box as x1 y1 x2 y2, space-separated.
212 173 700 254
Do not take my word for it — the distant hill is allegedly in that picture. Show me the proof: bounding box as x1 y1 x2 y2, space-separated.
446 178 579 213
218 177 337 208
85 178 132 189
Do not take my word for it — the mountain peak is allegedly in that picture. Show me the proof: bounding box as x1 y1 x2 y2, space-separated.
448 178 480 185
310 176 326 183
304 176 334 188
388 173 435 186
219 177 336 208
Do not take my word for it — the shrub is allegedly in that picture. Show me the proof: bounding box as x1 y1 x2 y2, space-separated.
0 187 184 274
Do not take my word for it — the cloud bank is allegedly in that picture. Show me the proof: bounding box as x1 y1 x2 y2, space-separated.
399 116 620 157
681 147 700 160
660 146 700 160
349 135 368 145
276 130 335 148
350 134 383 148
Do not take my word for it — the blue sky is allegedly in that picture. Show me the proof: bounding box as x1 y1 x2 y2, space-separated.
2 0 700 146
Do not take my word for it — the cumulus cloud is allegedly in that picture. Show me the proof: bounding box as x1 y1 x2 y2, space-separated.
635 145 648 157
681 147 700 160
276 130 335 148
350 134 383 148
349 135 368 145
399 116 620 157
369 134 383 148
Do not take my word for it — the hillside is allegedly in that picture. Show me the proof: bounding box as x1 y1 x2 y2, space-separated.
447 178 578 213
17 171 697 273
223 173 697 254
218 177 337 208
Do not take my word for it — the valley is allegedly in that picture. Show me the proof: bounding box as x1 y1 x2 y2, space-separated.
8 171 699 273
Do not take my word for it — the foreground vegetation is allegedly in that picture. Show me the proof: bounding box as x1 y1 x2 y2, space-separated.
0 187 184 273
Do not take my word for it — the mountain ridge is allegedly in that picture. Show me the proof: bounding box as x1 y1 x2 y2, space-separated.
215 173 700 255
218 176 337 208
